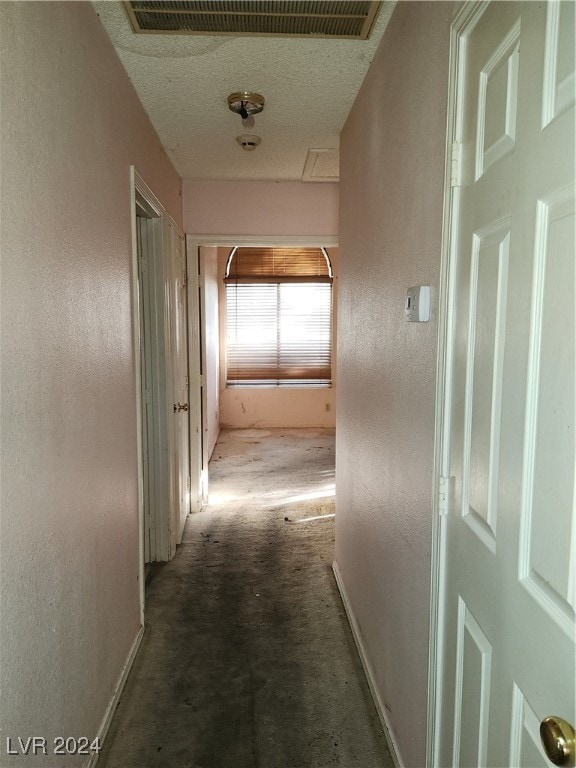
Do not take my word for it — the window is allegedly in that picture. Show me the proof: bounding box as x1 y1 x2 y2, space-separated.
225 247 333 387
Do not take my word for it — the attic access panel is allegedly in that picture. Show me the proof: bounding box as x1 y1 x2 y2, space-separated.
124 1 382 39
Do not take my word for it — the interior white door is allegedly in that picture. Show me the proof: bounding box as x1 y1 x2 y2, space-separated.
186 236 203 515
136 212 154 564
136 204 166 563
168 224 191 545
437 2 575 766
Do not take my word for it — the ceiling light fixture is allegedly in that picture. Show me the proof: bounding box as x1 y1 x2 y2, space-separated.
228 92 265 123
228 92 264 151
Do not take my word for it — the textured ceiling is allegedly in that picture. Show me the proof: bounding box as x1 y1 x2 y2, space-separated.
94 1 395 181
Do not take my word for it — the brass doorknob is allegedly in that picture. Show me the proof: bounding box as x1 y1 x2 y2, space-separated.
540 716 576 766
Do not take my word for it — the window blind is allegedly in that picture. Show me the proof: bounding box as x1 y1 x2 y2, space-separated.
225 246 332 281
225 247 333 387
226 282 332 386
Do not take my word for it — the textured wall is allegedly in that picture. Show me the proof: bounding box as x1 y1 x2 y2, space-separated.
335 3 456 766
220 388 337 429
183 181 338 236
184 183 339 430
0 3 181 764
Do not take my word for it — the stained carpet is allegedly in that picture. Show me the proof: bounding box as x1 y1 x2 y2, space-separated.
99 428 393 768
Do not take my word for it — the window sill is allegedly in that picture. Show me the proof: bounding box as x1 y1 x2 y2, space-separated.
226 383 332 389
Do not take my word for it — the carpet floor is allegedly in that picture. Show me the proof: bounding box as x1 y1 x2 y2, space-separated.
99 428 394 768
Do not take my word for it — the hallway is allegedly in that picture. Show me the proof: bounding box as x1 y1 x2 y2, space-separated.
100 429 393 768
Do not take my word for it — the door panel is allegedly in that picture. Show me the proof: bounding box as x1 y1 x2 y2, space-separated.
475 22 520 178
543 0 575 126
453 598 492 767
509 686 548 768
438 3 575 766
520 187 575 630
463 221 510 552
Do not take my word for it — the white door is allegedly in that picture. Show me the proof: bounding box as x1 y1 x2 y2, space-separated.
436 2 575 766
168 224 191 546
198 247 211 504
136 204 165 563
186 236 203 515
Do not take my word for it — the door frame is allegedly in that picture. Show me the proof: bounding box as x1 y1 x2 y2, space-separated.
130 167 163 620
166 218 190 548
426 4 490 766
185 234 339 503
131 168 189 572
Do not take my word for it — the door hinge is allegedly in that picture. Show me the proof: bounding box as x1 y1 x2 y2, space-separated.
187 476 191 493
450 141 462 187
438 476 451 517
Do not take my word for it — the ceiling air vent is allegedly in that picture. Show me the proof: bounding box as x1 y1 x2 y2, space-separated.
124 1 382 39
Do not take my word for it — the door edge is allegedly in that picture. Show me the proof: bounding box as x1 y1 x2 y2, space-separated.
425 3 490 765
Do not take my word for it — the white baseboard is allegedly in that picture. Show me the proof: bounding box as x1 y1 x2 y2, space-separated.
332 561 405 768
85 625 144 768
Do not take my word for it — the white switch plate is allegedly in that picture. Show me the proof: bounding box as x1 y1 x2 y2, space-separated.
405 285 430 322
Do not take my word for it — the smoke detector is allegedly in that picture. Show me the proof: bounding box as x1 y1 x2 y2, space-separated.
236 134 261 152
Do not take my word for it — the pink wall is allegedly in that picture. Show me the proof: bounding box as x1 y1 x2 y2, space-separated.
0 2 181 761
183 181 338 236
185 182 339 431
335 3 457 766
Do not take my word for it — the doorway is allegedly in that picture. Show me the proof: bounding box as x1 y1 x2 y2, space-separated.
131 169 194 572
135 188 164 564
186 235 339 502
